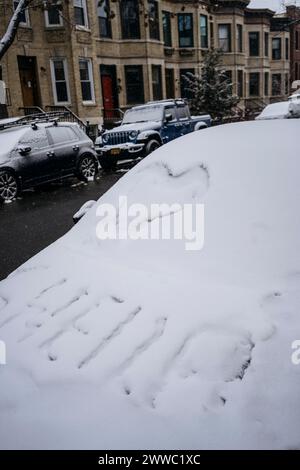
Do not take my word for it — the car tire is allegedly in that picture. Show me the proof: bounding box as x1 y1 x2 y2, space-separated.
77 154 98 181
0 170 19 202
144 139 160 157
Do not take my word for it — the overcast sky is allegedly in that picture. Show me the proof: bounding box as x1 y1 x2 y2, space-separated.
248 0 300 13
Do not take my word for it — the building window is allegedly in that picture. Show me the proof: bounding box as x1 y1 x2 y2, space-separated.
200 15 208 48
272 38 281 60
79 59 95 103
125 65 144 104
249 72 260 96
218 24 231 52
272 73 282 96
97 0 112 38
13 0 30 26
152 65 162 101
45 4 63 27
264 32 269 57
74 0 89 28
237 24 243 53
165 68 174 99
296 31 299 50
148 0 160 40
237 70 243 97
162 11 172 47
50 59 70 104
180 68 194 99
285 38 289 60
178 14 194 48
249 32 259 56
121 0 140 39
264 72 269 96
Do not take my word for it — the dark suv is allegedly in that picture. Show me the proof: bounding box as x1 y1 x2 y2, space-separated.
0 121 97 202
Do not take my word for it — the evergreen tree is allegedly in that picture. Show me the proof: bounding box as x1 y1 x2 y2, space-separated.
182 48 240 120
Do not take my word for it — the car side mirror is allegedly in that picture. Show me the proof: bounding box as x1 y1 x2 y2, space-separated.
165 113 173 123
17 146 31 156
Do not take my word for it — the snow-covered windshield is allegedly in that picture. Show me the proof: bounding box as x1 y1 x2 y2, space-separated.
0 128 28 155
122 105 164 124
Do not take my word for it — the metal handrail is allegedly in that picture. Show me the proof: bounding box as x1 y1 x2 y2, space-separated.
45 105 87 131
18 106 45 116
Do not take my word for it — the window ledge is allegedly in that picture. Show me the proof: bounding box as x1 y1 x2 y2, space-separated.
75 26 91 33
45 26 64 30
54 102 71 107
82 102 96 107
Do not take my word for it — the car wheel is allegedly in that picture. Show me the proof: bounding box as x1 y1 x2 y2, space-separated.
144 139 160 157
0 171 19 202
77 155 97 181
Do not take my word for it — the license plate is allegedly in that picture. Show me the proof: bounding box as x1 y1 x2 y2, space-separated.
110 148 120 155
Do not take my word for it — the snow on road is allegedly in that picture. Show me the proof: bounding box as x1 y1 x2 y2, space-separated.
0 120 300 449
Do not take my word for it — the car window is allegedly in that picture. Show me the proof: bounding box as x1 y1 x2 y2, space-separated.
177 105 189 121
165 106 177 122
18 128 49 150
47 126 78 145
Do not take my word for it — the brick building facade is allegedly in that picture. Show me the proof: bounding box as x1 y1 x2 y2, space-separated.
0 0 294 124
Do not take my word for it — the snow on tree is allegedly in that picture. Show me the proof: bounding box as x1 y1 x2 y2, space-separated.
0 1 64 61
181 48 240 120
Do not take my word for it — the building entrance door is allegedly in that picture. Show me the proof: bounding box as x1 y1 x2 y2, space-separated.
18 56 41 108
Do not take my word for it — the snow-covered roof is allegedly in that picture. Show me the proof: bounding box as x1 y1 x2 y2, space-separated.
0 120 300 449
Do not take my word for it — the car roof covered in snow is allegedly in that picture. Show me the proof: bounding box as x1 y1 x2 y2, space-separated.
0 120 300 449
255 101 291 120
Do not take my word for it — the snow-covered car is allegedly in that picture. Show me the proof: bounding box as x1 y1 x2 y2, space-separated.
0 120 98 202
256 100 300 120
0 120 300 449
95 99 211 170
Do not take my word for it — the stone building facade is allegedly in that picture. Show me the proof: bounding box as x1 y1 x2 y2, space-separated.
286 4 300 85
0 0 293 124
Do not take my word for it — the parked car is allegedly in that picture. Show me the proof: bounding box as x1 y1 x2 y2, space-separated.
0 120 98 202
95 99 212 170
256 100 300 120
0 120 299 449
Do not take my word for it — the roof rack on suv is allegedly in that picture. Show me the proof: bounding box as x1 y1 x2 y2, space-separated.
0 108 87 133
146 98 187 106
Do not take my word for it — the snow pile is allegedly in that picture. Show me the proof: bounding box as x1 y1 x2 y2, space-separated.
0 120 300 449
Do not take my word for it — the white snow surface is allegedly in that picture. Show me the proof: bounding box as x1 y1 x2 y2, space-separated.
0 120 300 449
0 127 29 158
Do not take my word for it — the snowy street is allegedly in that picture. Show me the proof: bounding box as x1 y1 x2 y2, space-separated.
0 171 123 280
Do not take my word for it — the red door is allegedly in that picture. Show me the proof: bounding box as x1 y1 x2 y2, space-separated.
101 75 114 118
